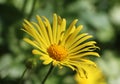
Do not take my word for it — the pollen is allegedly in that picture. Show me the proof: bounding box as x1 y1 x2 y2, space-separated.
47 44 68 61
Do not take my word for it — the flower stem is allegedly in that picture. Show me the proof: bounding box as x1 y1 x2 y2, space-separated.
21 0 28 13
41 64 54 84
19 68 28 84
27 0 37 20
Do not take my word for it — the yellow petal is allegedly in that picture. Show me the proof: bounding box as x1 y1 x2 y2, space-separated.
40 55 53 65
69 46 97 56
61 19 78 46
43 59 52 65
68 35 93 51
65 25 83 48
69 52 100 58
32 49 47 56
69 41 96 53
43 16 53 44
24 38 40 49
66 33 88 49
53 14 57 43
36 15 50 46
56 19 66 44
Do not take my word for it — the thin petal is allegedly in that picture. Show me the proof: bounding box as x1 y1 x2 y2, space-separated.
68 35 93 51
23 20 49 48
36 15 50 45
61 19 78 46
69 45 98 56
80 59 97 67
53 14 57 43
69 52 100 58
32 49 47 56
66 33 88 49
24 38 47 54
31 22 49 47
56 19 66 44
40 55 53 65
69 41 96 53
42 16 53 44
43 59 53 65
24 38 40 49
65 25 83 48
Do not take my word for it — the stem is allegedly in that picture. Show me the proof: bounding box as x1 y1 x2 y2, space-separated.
19 68 28 84
21 0 28 13
41 64 54 84
27 0 37 20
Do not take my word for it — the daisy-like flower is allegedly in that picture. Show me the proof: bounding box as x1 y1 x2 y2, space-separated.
22 14 99 77
75 67 106 84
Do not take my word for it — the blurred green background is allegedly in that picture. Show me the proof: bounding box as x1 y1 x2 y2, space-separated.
0 0 120 84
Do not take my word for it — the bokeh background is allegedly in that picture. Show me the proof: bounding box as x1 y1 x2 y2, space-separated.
0 0 120 84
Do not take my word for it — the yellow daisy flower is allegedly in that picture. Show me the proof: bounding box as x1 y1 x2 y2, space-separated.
75 67 106 84
22 14 99 77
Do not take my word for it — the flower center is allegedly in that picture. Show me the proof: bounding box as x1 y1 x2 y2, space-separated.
47 44 68 61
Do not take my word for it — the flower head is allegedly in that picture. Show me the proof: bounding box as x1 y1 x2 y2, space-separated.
22 14 100 77
75 67 106 84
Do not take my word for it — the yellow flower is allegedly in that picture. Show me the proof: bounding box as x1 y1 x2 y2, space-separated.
75 67 106 84
22 14 99 77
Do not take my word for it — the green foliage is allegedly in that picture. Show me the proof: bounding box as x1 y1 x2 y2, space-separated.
0 0 120 84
